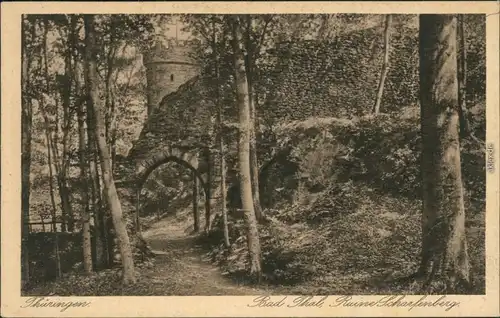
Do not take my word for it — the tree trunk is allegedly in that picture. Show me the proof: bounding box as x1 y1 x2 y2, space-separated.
58 146 73 233
105 29 118 173
76 69 93 274
135 189 141 233
212 22 231 248
418 14 470 293
70 16 107 269
245 15 264 222
110 127 117 173
193 172 200 232
220 137 230 248
87 102 109 268
70 16 92 273
45 130 62 279
21 15 33 285
212 19 230 247
84 14 136 284
105 77 118 173
56 172 73 231
86 87 111 268
457 14 471 138
249 98 263 221
106 212 116 267
61 37 74 232
230 15 262 281
373 14 392 115
204 149 212 232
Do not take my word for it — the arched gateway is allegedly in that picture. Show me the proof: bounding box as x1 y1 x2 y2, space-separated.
115 143 213 233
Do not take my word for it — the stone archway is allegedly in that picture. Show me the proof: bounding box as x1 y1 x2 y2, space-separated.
119 144 212 233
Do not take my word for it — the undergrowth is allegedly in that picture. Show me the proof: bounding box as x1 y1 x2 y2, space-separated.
23 261 158 296
202 108 486 294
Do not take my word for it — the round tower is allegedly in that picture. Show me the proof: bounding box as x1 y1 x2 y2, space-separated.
143 36 199 116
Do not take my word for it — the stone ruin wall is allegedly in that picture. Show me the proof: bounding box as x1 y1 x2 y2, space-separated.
135 26 419 172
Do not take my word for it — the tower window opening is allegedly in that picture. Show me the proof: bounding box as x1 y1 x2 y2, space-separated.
170 74 174 82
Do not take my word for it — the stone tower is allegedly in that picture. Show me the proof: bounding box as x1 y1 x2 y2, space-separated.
143 35 199 116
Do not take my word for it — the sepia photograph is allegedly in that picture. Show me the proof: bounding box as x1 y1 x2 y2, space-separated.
1 1 499 317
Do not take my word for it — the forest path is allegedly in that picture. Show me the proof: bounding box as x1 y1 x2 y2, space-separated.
141 216 270 295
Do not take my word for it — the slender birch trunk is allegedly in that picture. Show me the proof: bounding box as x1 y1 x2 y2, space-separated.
67 15 93 274
44 126 62 279
76 75 93 274
84 14 136 284
245 15 263 221
87 95 109 268
85 82 111 268
105 43 118 173
230 15 262 280
212 19 230 247
205 150 212 233
219 135 230 248
61 37 74 232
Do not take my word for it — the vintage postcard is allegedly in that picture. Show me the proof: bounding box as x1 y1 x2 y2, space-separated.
1 1 499 317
